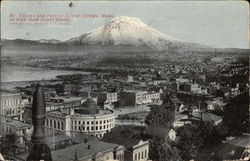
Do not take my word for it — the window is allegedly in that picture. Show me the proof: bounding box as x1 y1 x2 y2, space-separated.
138 153 140 160
96 121 98 124
87 121 89 125
79 121 81 124
135 154 137 160
58 120 60 129
62 121 64 130
96 126 98 130
87 127 89 131
91 121 94 125
100 126 102 130
104 120 106 124
142 151 144 159
83 126 85 131
100 121 102 124
83 121 85 124
91 126 94 130
145 150 147 158
78 126 81 131
104 125 106 129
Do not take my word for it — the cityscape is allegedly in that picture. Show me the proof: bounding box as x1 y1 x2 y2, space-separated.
1 2 250 161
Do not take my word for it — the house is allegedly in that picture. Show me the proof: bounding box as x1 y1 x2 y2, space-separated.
146 125 177 142
191 111 222 126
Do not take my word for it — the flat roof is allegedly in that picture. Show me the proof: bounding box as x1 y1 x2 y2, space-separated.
52 140 120 161
228 134 250 148
0 92 21 97
0 117 32 130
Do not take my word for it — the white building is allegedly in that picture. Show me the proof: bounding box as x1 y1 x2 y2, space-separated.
45 98 116 138
0 116 32 145
119 90 160 107
0 93 23 120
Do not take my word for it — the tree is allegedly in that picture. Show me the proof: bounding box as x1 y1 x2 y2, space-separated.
223 92 249 136
145 100 175 128
149 137 182 161
176 124 202 160
176 122 224 161
215 89 225 97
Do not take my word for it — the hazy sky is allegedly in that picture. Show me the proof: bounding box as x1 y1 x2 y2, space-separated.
1 1 249 49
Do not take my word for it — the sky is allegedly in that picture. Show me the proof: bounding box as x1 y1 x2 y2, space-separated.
1 1 249 49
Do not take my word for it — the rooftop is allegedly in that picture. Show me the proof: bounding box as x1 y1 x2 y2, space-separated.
51 140 121 161
0 116 32 130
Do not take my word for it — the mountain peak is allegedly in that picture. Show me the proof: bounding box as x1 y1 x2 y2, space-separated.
66 16 175 49
108 16 144 26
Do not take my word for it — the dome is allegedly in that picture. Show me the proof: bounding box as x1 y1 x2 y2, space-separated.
82 98 97 109
75 98 100 115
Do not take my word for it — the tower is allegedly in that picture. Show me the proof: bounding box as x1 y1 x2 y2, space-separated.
27 84 52 161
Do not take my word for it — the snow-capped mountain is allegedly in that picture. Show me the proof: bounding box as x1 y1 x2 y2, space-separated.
37 39 62 44
6 16 246 52
65 16 201 50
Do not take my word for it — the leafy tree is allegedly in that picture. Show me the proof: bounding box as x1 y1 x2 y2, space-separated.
215 89 225 97
149 137 182 161
145 100 175 128
223 92 249 136
176 124 202 160
176 122 224 160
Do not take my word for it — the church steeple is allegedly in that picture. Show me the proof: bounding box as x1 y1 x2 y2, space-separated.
27 84 52 161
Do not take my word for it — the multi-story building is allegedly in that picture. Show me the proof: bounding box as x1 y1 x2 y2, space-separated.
51 138 125 161
0 93 23 120
45 98 116 138
0 116 32 145
125 140 149 161
97 92 118 108
119 90 160 107
180 83 202 93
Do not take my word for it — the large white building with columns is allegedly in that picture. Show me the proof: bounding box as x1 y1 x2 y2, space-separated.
45 98 116 138
0 93 23 120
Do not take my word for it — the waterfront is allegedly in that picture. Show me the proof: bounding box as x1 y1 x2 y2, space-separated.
1 64 90 83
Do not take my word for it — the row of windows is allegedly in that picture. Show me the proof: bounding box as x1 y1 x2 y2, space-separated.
73 123 114 132
134 150 147 161
0 126 14 134
1 99 21 107
116 154 124 161
72 118 114 126
45 118 64 131
0 108 20 115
